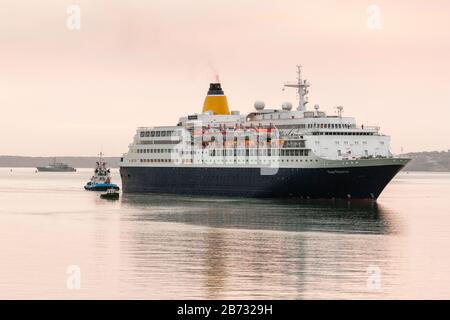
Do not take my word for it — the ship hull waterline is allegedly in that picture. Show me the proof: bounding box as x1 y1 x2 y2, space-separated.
119 164 405 199
36 167 76 172
84 184 120 191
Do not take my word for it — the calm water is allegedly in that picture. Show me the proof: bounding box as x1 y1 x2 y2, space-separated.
0 168 449 299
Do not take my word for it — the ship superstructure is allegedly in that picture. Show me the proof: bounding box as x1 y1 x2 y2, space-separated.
119 66 409 199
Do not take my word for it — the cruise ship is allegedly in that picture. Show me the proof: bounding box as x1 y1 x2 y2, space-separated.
119 66 409 199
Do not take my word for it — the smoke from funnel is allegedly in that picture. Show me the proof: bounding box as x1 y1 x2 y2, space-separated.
207 60 220 83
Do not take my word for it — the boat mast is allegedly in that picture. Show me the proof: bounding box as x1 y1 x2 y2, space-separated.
284 65 311 112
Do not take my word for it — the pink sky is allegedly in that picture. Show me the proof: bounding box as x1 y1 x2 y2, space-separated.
0 0 449 156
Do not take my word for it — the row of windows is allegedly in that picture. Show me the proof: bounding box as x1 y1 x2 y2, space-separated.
283 141 306 148
138 158 317 164
136 148 309 154
282 149 309 156
308 123 354 129
140 130 178 138
333 141 384 145
312 132 373 136
140 159 173 163
136 148 309 157
138 140 180 145
137 148 174 154
334 141 368 145
277 123 354 129
205 149 309 157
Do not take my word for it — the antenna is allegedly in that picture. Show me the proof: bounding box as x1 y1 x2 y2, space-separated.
283 65 311 112
336 106 344 118
98 151 104 162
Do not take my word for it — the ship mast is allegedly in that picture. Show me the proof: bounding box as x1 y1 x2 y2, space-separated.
284 65 311 112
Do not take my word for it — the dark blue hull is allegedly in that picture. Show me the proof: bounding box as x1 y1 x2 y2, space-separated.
119 164 404 199
84 184 120 191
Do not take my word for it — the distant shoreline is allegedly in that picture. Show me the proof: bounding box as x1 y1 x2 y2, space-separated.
0 156 120 168
401 151 450 172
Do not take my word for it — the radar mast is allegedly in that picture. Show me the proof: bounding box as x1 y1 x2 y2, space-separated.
283 65 311 112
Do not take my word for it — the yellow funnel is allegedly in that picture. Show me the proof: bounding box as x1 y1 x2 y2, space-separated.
202 83 230 115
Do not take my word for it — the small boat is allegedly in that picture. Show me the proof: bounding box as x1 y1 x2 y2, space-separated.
100 188 120 200
84 153 120 191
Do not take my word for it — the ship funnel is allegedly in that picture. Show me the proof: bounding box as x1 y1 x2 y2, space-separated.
202 83 230 115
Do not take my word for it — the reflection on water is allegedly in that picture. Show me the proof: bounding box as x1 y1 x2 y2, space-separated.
121 194 393 235
0 169 449 299
117 195 400 299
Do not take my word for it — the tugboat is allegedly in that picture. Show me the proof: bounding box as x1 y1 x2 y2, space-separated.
100 188 120 200
84 153 120 191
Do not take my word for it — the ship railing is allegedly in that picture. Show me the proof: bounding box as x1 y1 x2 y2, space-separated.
353 155 391 160
308 126 380 131
358 125 380 131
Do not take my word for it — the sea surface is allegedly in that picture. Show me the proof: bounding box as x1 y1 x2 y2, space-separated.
0 168 449 299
